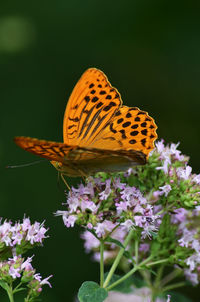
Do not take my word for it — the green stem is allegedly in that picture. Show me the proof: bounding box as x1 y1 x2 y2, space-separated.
154 265 165 289
106 256 153 291
100 240 104 287
160 269 182 287
103 228 135 288
139 270 152 288
6 286 14 302
156 202 176 216
162 281 186 292
151 265 165 302
146 258 169 267
13 282 22 294
135 239 139 264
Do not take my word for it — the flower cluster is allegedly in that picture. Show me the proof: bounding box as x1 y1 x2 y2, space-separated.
0 217 51 301
56 177 162 240
0 217 48 258
57 140 200 297
172 206 200 285
0 255 52 293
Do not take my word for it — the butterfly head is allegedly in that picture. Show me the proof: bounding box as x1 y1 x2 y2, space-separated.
51 160 63 171
50 160 81 177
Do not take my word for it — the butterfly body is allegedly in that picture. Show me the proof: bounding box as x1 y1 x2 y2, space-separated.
14 68 157 177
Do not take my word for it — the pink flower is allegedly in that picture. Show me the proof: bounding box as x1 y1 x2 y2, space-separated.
94 220 116 237
99 179 112 200
184 269 198 285
121 219 134 231
34 273 52 288
171 208 187 223
80 200 98 213
158 185 172 197
139 243 150 253
177 166 192 180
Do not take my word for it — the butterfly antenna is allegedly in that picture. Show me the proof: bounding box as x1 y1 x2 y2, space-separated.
6 159 47 169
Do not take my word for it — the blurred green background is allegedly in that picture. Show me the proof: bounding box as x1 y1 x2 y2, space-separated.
1 1 200 301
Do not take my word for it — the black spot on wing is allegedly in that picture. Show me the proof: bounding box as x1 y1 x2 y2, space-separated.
141 129 147 136
141 138 146 146
130 131 139 136
131 124 138 129
122 121 131 128
119 129 126 139
135 117 140 122
129 139 136 144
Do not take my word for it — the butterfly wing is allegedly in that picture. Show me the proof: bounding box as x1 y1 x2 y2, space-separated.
63 68 122 146
14 136 145 176
14 137 72 163
63 68 157 161
88 106 157 158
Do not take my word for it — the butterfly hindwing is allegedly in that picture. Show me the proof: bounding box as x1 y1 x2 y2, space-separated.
89 106 157 157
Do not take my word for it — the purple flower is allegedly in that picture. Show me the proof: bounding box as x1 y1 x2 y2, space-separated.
26 222 47 244
21 256 33 271
113 178 126 190
184 269 198 285
81 231 100 252
34 273 53 288
171 208 188 224
141 224 158 239
178 229 196 248
64 215 77 228
99 179 112 200
193 174 200 185
21 218 31 231
121 219 134 231
155 140 165 153
185 254 200 271
191 240 200 253
139 243 150 253
158 185 172 197
177 166 192 180
156 158 170 174
80 200 98 213
94 220 116 237
115 201 128 214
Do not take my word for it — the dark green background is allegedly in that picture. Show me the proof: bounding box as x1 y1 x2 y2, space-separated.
1 1 200 301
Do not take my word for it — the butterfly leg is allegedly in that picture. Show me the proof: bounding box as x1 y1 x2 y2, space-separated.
61 173 71 191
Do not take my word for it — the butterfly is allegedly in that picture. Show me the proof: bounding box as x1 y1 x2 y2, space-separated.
14 68 157 177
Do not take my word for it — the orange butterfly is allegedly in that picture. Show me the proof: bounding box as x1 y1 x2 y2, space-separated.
14 68 157 177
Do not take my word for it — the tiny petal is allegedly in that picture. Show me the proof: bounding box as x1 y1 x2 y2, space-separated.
121 219 134 231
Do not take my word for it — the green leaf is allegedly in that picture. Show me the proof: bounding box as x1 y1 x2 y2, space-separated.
0 280 9 291
105 237 124 249
78 281 108 302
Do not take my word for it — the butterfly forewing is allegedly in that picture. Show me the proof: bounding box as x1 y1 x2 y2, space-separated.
63 68 122 146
